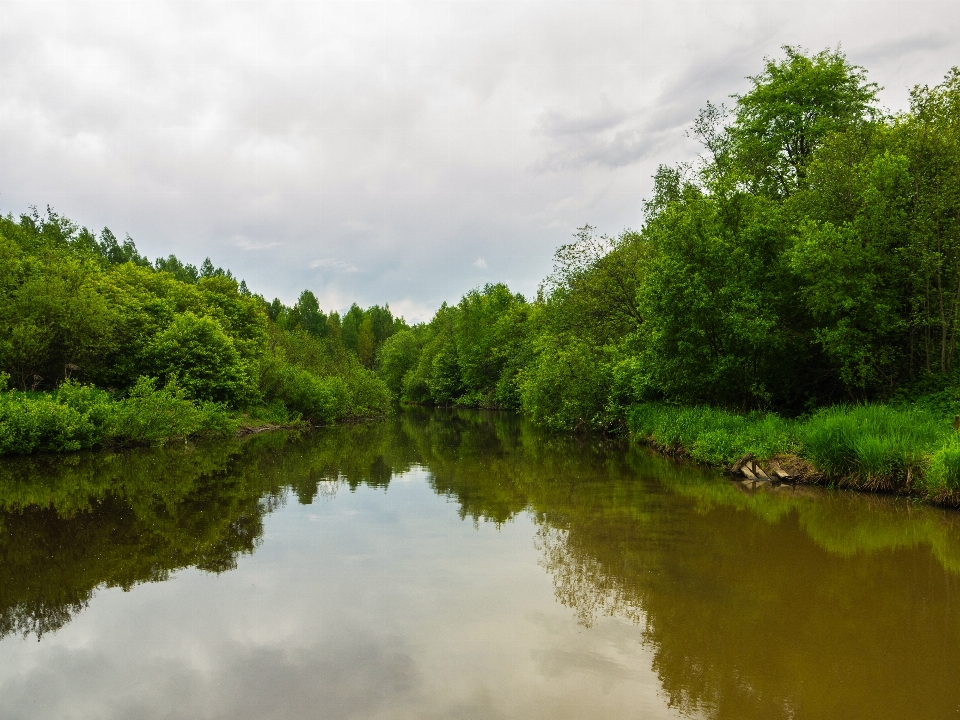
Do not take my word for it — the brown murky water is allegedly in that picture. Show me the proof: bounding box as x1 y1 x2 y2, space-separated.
2 409 959 719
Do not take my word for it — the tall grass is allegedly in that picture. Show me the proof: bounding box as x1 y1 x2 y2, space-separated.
800 405 948 489
628 401 960 501
628 403 797 465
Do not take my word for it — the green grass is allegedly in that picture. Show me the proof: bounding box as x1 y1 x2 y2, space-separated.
799 405 948 489
627 401 960 502
628 403 798 465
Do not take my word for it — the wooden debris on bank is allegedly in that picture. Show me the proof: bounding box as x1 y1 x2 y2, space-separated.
730 452 798 487
731 453 754 473
767 460 792 480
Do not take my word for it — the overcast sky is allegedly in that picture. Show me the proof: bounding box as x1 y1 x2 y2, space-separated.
2 1 959 320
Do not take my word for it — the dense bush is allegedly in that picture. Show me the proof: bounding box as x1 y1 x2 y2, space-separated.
0 375 238 455
0 389 98 455
260 356 348 423
147 312 254 406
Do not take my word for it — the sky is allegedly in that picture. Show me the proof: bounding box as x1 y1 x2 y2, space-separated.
1 1 959 321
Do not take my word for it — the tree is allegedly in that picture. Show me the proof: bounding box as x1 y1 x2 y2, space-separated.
147 312 253 406
901 68 960 376
290 290 327 338
357 316 375 368
340 304 364 352
377 328 424 399
731 46 880 197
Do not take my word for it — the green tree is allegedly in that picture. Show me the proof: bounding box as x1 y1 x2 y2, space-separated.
901 68 960 376
731 46 880 197
147 312 253 406
377 328 425 399
289 290 328 338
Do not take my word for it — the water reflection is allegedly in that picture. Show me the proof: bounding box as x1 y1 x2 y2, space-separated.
2 409 960 718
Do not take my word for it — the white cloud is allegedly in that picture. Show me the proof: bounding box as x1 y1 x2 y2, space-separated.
473 258 488 270
309 259 360 273
388 298 436 324
236 237 284 251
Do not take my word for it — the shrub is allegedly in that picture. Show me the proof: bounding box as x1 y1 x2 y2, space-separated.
147 312 255 406
519 335 611 430
101 377 238 444
342 366 392 417
260 356 348 423
0 390 98 455
377 329 422 399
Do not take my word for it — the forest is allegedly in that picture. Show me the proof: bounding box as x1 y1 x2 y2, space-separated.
0 209 403 454
3 47 960 499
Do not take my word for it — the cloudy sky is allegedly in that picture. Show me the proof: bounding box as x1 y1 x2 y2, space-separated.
2 1 959 320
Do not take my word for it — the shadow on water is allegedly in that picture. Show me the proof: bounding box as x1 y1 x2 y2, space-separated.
3 407 960 718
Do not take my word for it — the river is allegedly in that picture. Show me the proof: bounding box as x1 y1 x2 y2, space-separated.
1 408 959 719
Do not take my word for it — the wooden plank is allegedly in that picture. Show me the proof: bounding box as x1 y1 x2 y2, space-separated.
731 453 754 473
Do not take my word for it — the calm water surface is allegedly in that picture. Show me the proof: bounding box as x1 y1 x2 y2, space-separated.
2 409 960 719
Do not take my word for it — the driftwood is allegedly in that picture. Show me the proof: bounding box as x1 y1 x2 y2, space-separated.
752 462 771 480
741 464 758 480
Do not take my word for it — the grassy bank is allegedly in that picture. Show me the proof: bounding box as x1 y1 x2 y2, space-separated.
628 403 960 504
0 375 315 456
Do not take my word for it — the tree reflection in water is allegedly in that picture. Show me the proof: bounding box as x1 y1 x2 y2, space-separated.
3 408 960 718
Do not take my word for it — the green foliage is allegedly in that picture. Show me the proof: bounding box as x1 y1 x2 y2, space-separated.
382 285 529 409
518 334 612 429
638 191 804 407
628 403 797 465
259 331 391 423
0 390 98 455
0 377 237 456
103 377 239 444
147 312 254 405
259 356 347 423
731 45 879 196
0 207 395 455
377 328 424 399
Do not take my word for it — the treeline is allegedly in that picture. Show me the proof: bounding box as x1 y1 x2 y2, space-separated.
379 48 960 429
0 208 403 454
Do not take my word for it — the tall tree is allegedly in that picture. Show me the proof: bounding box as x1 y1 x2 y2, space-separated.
731 46 879 197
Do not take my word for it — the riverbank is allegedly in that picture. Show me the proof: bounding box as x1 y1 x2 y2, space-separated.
628 403 960 505
0 378 379 456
